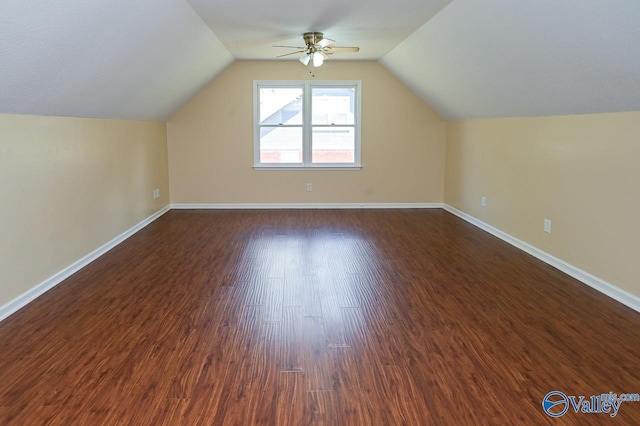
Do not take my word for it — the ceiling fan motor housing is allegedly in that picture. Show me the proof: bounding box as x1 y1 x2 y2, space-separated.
303 32 324 47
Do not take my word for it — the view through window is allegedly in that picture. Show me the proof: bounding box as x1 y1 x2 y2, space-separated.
254 81 361 168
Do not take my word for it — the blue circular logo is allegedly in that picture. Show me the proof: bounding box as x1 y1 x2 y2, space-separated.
542 391 569 417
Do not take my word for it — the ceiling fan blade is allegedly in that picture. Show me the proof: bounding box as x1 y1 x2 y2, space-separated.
330 46 360 52
275 33 358 65
276 50 307 58
317 38 335 48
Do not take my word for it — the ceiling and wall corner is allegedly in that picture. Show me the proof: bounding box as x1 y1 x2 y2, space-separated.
2 1 640 121
381 0 640 120
0 0 233 121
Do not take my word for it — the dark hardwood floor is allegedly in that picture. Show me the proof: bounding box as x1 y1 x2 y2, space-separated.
1 209 639 425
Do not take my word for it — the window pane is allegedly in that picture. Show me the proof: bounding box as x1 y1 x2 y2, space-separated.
259 88 303 125
312 87 355 125
312 127 355 163
260 126 303 164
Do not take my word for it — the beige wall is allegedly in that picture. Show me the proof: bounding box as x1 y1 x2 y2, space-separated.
445 112 640 297
167 61 446 204
0 114 169 307
7 60 636 316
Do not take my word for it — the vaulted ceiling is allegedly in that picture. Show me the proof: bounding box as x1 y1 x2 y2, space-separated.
2 0 639 121
382 0 640 120
0 0 234 121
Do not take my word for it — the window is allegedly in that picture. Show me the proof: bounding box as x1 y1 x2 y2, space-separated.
253 80 362 169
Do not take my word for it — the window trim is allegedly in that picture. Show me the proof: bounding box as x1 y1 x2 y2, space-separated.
253 80 362 170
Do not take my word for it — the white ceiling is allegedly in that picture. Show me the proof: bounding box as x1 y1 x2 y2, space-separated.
382 0 640 120
186 0 451 60
0 0 233 121
2 0 640 121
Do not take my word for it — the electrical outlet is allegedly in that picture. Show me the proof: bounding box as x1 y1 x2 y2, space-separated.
544 219 552 234
153 188 160 199
306 183 312 192
481 196 487 207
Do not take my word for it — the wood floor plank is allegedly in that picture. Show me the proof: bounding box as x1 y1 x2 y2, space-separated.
276 372 306 425
0 209 639 424
278 306 304 372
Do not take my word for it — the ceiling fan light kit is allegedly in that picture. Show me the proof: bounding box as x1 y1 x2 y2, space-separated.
300 54 311 66
275 32 360 67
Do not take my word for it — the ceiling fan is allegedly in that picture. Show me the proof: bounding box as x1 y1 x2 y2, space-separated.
274 32 360 67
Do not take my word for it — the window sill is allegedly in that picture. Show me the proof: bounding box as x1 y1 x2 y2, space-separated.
253 165 362 171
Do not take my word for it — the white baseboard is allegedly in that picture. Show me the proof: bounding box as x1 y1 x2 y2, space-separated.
0 203 438 322
443 204 640 313
11 202 633 323
0 206 171 322
171 202 443 210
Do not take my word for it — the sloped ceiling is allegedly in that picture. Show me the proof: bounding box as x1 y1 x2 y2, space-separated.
381 0 640 120
186 0 451 61
2 0 640 121
0 0 233 121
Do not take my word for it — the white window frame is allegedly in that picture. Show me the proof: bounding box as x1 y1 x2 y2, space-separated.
253 80 362 170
